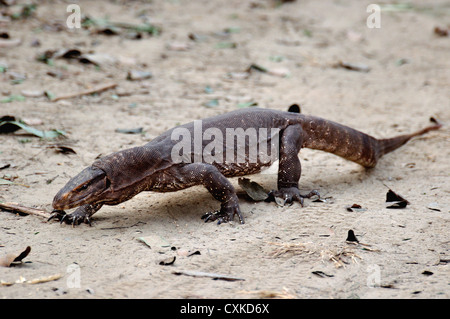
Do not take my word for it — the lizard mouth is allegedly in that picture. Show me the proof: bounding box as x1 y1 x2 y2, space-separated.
52 191 94 210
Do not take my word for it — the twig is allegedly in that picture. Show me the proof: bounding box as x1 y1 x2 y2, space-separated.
51 82 117 102
0 202 51 219
172 270 245 281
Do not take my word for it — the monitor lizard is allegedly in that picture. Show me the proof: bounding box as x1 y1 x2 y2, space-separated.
50 108 441 226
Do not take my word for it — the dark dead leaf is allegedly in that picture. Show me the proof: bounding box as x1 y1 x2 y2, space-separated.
346 229 359 242
421 270 433 276
0 163 11 170
386 201 408 209
386 188 409 209
79 53 117 66
434 26 448 37
346 203 367 212
159 256 176 266
311 270 334 278
336 61 370 73
47 144 76 154
0 115 18 133
288 104 301 113
94 26 121 36
238 177 268 201
0 246 31 267
56 49 82 60
115 127 143 134
187 250 201 257
426 202 441 212
248 63 268 73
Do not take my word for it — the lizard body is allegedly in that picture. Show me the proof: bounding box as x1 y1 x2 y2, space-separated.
51 108 441 225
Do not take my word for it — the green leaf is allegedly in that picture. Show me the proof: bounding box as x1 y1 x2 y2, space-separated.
0 121 66 139
1 95 26 103
215 42 237 49
237 101 258 108
0 178 13 185
204 99 219 108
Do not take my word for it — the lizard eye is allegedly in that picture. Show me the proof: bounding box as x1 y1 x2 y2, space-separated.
80 184 89 191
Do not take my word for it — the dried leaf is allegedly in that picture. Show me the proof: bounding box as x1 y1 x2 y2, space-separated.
346 203 367 212
288 104 301 113
312 270 334 278
47 144 77 154
346 230 359 242
337 61 370 73
238 177 268 201
426 202 441 212
79 53 117 66
159 256 176 266
386 188 409 209
434 26 448 37
0 246 31 267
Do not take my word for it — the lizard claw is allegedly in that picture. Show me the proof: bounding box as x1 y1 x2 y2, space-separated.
201 202 245 225
48 209 66 223
48 208 92 226
267 188 320 207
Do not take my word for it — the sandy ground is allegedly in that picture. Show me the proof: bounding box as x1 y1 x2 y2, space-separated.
0 0 449 299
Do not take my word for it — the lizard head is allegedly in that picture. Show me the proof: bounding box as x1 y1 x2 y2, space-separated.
52 166 111 210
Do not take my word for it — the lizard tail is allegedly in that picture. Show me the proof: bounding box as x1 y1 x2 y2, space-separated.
301 116 442 169
377 117 442 159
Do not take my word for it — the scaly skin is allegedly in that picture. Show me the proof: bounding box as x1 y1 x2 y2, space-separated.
50 108 441 226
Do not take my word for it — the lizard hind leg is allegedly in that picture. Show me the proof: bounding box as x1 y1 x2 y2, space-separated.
269 124 320 206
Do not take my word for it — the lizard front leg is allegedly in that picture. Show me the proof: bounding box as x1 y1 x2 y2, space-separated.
48 203 103 226
172 163 244 224
269 124 319 206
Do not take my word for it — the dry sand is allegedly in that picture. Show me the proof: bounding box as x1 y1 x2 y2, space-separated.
0 0 449 299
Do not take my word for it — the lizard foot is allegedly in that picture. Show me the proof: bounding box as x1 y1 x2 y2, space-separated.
267 187 320 207
201 202 245 225
48 208 92 226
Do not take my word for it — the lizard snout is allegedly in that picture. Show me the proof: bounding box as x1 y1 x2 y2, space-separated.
52 190 71 210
